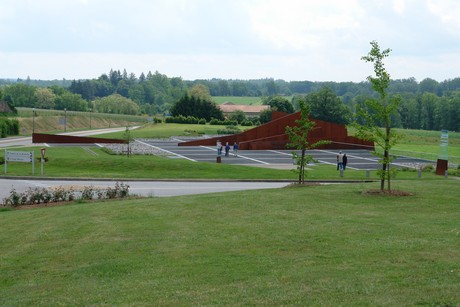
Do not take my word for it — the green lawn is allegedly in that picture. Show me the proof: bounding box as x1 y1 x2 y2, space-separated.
2 145 452 180
96 123 254 139
213 96 262 105
1 180 459 305
0 146 293 180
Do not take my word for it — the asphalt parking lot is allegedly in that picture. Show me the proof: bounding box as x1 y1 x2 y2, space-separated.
137 138 433 170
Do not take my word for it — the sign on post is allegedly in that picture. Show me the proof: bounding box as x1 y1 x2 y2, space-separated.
4 150 35 175
40 148 46 175
438 130 448 160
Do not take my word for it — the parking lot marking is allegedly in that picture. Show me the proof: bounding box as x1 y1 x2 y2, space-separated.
200 146 271 165
136 140 197 162
268 150 292 156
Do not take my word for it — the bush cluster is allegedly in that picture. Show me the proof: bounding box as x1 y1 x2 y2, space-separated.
209 119 238 126
165 115 206 125
0 118 19 138
2 182 130 207
241 119 260 126
217 125 241 135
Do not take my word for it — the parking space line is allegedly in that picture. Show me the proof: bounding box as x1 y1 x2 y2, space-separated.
135 140 197 162
268 150 292 156
200 146 270 165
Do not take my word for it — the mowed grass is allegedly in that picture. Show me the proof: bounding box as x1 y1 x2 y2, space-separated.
1 146 448 180
391 129 460 164
95 123 254 139
0 146 294 180
213 96 263 105
1 180 459 305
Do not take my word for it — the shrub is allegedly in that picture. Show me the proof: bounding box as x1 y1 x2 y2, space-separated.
2 182 130 207
0 118 19 138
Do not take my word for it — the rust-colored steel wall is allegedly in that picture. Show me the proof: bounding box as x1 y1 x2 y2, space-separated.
32 133 127 144
435 159 448 175
178 111 374 150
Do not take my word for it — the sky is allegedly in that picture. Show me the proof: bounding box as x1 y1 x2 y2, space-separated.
1 0 460 82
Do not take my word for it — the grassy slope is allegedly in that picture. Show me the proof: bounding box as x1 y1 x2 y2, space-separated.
14 107 147 135
1 180 459 305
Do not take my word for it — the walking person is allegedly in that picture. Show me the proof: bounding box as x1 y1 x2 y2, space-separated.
337 151 343 170
225 142 230 157
342 153 348 170
233 142 239 157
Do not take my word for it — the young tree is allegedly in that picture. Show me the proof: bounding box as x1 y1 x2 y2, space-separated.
355 41 402 191
285 100 330 184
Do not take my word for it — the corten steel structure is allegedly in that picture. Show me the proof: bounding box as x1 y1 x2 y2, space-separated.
178 111 374 151
32 133 127 144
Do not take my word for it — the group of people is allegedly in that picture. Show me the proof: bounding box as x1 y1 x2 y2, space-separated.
336 151 348 171
217 140 239 157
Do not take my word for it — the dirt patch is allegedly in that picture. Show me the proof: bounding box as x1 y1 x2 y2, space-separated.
363 189 414 196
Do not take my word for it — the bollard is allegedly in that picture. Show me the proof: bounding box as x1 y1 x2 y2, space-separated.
366 170 370 178
418 169 422 178
216 156 221 163
340 169 344 177
445 170 448 178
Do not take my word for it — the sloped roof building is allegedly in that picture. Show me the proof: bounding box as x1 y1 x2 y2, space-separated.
218 102 269 117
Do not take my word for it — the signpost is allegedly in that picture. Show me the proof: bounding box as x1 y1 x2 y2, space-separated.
436 130 448 176
40 148 46 176
4 150 35 175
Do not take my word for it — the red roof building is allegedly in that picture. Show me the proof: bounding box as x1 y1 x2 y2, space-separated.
218 102 270 117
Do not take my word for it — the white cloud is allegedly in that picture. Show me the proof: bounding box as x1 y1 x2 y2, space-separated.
0 0 460 81
248 0 364 51
427 0 460 33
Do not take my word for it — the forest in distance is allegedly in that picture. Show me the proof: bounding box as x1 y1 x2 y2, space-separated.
1 69 460 132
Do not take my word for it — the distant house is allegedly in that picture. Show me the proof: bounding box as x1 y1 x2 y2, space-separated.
218 102 270 118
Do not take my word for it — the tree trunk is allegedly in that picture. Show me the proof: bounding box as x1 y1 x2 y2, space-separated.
381 159 386 190
300 148 306 184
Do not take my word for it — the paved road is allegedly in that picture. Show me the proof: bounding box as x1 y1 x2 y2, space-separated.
0 178 289 202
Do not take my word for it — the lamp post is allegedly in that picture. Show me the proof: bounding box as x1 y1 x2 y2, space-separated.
32 107 35 134
64 108 67 132
89 108 92 129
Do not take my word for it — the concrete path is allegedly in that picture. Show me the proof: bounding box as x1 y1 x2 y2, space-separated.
0 178 290 202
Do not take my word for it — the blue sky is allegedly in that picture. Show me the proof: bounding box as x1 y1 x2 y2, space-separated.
1 0 460 82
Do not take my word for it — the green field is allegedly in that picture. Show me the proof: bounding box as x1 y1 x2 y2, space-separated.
96 123 254 139
1 180 459 305
213 96 262 105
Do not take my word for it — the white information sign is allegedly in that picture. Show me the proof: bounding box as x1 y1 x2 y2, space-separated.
4 150 35 175
6 151 33 162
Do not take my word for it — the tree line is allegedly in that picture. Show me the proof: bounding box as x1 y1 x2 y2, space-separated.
1 69 460 132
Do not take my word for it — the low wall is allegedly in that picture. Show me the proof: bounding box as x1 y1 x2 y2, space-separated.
32 133 127 144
